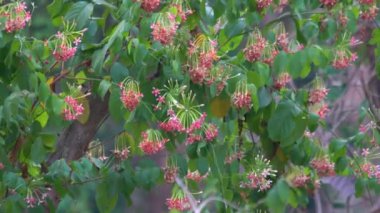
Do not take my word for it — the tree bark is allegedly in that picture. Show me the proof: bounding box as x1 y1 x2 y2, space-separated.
48 94 109 163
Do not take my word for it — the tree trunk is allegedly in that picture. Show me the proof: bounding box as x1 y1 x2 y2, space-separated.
48 94 109 163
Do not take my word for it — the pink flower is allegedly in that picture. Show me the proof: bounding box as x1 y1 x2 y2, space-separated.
159 112 185 133
205 124 218 141
232 92 252 110
166 197 191 211
308 88 329 105
317 104 329 118
185 133 202 145
113 147 129 160
338 12 348 27
163 166 178 184
277 33 289 52
262 48 279 65
151 13 178 45
310 157 335 177
358 0 375 5
140 0 160 12
319 0 338 8
120 89 143 111
25 195 37 208
156 95 165 104
3 2 31 33
274 73 291 90
189 66 208 85
186 170 208 182
187 113 207 133
53 44 77 62
291 174 310 188
152 87 160 97
244 37 267 62
362 148 370 157
63 96 84 121
139 130 169 155
199 49 218 69
256 0 273 9
360 4 379 21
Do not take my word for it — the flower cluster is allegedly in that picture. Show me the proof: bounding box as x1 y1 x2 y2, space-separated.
166 197 191 211
0 1 31 33
113 147 129 161
274 72 291 90
359 121 376 133
320 0 338 8
291 174 310 188
232 80 252 110
240 155 277 191
119 78 143 111
172 1 193 22
244 31 267 62
275 25 304 54
225 151 244 164
50 23 86 62
186 170 208 183
139 129 169 155
163 166 178 184
256 0 273 10
309 87 329 105
317 104 329 119
358 0 374 4
310 157 335 177
153 85 218 145
160 109 185 132
187 36 219 85
360 162 380 182
360 5 379 20
332 50 357 70
63 96 84 121
25 188 51 208
338 12 348 27
140 0 160 12
151 12 178 45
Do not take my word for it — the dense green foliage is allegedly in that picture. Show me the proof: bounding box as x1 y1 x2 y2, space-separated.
0 0 380 212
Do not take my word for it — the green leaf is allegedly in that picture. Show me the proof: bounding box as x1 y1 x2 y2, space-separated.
302 21 319 39
97 80 111 100
273 51 288 74
75 71 87 84
266 184 286 213
258 87 272 108
247 84 259 111
47 0 65 18
92 21 126 73
109 88 124 122
47 159 71 180
35 111 49 128
92 0 116 9
48 95 64 116
197 157 209 175
268 101 302 142
134 159 161 189
110 63 129 83
96 174 119 213
65 2 94 29
224 18 246 38
247 62 270 88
